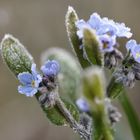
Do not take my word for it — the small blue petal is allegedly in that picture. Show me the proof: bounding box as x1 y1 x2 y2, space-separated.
115 23 132 38
126 39 137 51
88 13 102 30
18 72 33 85
18 85 37 97
31 63 37 76
76 98 89 112
76 20 91 39
97 23 118 36
131 45 140 63
76 19 87 29
31 63 42 84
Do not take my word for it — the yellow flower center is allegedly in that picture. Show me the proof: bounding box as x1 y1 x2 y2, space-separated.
103 42 109 49
136 52 140 59
31 80 35 87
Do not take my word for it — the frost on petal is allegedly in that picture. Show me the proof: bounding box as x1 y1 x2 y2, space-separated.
18 85 37 97
76 98 89 112
18 72 33 85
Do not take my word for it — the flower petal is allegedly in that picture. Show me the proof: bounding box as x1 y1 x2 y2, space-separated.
116 23 132 38
18 85 37 97
88 13 102 30
76 98 89 112
31 63 37 76
18 72 33 85
126 39 137 51
132 45 140 63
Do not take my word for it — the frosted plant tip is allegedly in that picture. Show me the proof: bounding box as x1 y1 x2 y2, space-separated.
68 6 74 12
3 34 13 40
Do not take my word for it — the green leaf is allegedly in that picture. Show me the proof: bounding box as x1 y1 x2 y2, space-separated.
65 6 91 68
41 48 81 102
43 98 79 126
119 91 140 140
83 28 104 66
107 77 124 99
1 34 33 76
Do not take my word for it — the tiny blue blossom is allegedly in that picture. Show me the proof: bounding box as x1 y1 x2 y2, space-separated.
76 12 132 52
41 60 60 76
126 39 137 51
99 35 116 52
76 98 89 112
126 40 140 63
18 64 42 97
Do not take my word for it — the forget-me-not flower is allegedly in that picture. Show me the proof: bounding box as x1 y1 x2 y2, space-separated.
99 34 116 52
18 63 42 97
76 98 89 112
41 60 60 76
76 12 132 52
126 39 140 63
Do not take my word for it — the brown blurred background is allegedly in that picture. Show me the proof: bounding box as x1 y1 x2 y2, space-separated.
0 0 140 140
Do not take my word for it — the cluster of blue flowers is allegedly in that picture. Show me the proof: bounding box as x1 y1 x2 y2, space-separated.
18 60 60 97
76 13 132 52
75 12 140 112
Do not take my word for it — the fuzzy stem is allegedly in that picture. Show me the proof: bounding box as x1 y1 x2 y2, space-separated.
55 93 92 140
37 88 92 140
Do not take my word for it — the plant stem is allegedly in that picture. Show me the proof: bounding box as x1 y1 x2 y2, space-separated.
55 93 92 140
119 91 140 140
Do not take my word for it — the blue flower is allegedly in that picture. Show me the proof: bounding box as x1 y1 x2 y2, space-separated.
76 12 132 52
76 98 89 112
99 35 116 52
126 39 137 51
18 64 42 97
41 60 60 76
126 40 140 63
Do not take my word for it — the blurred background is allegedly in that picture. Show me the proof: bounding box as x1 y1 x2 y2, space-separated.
0 0 140 140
